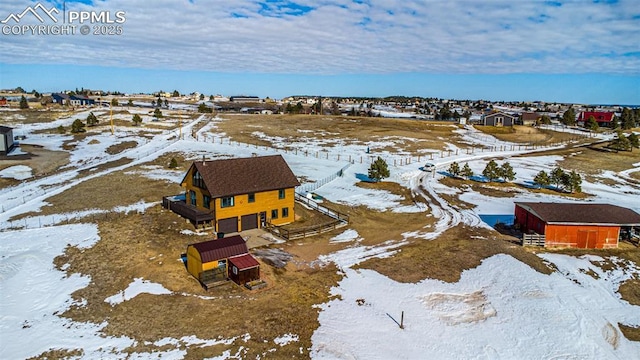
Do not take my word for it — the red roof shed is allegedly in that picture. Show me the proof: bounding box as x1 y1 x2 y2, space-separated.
514 202 640 249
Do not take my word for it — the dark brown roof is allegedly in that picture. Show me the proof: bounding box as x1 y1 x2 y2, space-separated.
0 126 13 134
187 155 300 198
521 112 540 121
515 202 640 226
189 235 248 263
229 253 260 270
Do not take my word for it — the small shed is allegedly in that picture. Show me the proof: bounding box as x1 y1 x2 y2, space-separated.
0 126 15 155
185 235 260 288
515 202 640 249
228 254 260 285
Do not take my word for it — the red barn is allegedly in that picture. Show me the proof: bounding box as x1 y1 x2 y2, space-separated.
514 202 640 249
578 111 615 127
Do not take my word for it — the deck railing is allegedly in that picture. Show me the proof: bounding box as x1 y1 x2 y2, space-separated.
522 233 545 246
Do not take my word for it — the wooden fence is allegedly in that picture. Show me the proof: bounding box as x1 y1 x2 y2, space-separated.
265 194 350 241
522 233 545 246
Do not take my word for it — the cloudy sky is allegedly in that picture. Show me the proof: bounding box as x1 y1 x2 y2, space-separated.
0 0 639 103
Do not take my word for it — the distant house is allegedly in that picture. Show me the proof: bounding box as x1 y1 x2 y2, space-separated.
163 155 300 232
578 111 615 127
69 95 95 106
515 202 640 249
483 112 516 127
518 112 540 126
0 126 15 155
0 97 8 107
186 235 260 288
230 96 261 103
51 93 70 105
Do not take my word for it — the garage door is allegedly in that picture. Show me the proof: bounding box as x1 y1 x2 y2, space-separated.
217 217 238 233
241 214 258 231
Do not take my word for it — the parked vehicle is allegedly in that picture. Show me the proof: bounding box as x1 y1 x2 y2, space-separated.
423 163 435 172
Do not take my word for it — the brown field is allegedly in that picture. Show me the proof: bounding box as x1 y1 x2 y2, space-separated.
476 125 588 144
214 114 465 153
3 109 638 357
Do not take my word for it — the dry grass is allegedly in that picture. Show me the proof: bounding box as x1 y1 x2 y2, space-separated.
214 114 465 153
0 108 74 125
54 207 342 358
357 225 553 283
13 169 180 219
619 324 640 342
0 145 70 189
106 141 138 155
476 125 586 144
355 180 425 207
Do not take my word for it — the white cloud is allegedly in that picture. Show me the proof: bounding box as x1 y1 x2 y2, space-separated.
0 0 638 75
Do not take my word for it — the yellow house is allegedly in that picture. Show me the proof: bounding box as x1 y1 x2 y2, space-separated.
178 154 300 233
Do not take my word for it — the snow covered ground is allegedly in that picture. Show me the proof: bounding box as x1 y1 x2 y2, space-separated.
0 111 639 359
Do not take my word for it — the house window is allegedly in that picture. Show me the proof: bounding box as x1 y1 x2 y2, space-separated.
203 194 211 209
189 190 196 206
278 189 285 199
232 266 238 275
282 207 289 218
248 193 255 203
221 196 234 208
192 170 205 189
271 209 278 219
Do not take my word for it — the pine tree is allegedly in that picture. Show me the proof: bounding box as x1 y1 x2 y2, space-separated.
448 162 461 177
19 95 29 109
132 114 142 126
550 167 565 190
562 107 575 126
533 170 550 187
127 99 133 107
621 108 635 130
168 157 178 169
71 119 86 133
499 162 516 182
111 98 118 106
86 112 99 126
628 133 639 150
610 130 631 151
460 163 473 178
482 160 501 182
153 108 163 118
57 125 66 134
586 115 599 131
567 170 582 193
368 157 390 182
172 90 180 97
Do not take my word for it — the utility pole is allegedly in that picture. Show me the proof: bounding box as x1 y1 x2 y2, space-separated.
110 101 114 135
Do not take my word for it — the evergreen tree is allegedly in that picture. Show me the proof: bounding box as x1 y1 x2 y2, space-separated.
153 108 163 118
198 103 212 113
151 100 156 107
565 170 582 193
562 107 576 126
621 108 635 130
448 162 461 177
111 98 118 106
586 115 599 131
19 95 29 109
285 103 294 114
533 170 550 187
164 99 169 107
209 95 214 101
172 90 180 97
368 157 390 182
71 119 86 133
482 160 501 182
168 157 178 169
539 115 551 125
499 162 516 182
610 130 631 151
610 115 619 129
127 99 133 107
550 167 565 190
460 163 473 178
294 102 303 114
157 97 162 107
57 125 66 134
132 114 142 126
86 112 99 126
628 133 639 150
